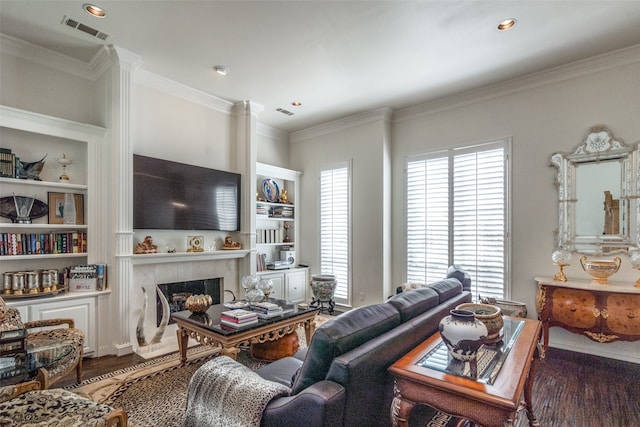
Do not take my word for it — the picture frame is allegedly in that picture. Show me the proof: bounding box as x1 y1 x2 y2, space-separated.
48 192 84 225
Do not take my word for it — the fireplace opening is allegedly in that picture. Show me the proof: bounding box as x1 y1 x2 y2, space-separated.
156 278 223 326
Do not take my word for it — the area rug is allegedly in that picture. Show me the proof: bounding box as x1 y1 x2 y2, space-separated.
66 315 331 427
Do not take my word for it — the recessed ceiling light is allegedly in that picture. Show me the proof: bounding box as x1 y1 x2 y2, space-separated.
291 101 302 107
214 66 229 76
497 18 517 31
83 4 106 18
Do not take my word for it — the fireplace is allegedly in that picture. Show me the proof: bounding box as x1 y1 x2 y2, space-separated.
156 277 223 326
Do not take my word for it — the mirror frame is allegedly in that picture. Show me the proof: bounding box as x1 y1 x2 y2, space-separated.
550 125 638 255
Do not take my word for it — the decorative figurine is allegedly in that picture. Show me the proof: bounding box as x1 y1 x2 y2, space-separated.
16 155 46 180
57 154 72 182
223 236 242 250
135 235 158 254
279 188 289 204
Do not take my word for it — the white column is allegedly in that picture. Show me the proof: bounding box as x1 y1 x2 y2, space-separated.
233 100 263 276
109 46 143 356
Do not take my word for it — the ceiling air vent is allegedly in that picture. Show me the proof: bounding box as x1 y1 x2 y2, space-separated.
61 15 110 41
276 108 294 116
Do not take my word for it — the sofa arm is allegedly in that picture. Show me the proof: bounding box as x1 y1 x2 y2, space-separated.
261 380 346 427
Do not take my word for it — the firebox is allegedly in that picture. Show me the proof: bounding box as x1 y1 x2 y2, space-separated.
156 278 222 326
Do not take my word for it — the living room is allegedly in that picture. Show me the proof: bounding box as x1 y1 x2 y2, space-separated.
1 2 639 425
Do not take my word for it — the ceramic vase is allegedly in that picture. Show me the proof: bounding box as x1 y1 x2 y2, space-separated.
439 309 488 378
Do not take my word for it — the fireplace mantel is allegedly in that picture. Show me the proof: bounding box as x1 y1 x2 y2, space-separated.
128 250 250 265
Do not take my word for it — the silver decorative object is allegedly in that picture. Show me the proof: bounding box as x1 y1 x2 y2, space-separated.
13 195 35 224
57 153 72 182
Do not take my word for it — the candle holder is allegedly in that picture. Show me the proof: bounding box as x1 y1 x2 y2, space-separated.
57 154 72 182
552 248 572 282
13 195 36 224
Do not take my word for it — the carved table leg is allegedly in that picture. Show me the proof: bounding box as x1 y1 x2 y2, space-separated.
391 385 414 427
176 327 188 364
523 342 542 426
304 318 316 344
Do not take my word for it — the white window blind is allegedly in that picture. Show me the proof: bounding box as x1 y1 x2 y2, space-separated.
406 141 508 300
320 163 350 305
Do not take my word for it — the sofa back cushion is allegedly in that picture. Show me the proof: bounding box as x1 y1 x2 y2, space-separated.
386 287 439 322
447 265 472 292
290 303 400 395
427 278 463 303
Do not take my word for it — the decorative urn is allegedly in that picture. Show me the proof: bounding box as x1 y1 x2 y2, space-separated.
456 303 504 344
579 256 622 284
185 294 212 314
439 309 488 378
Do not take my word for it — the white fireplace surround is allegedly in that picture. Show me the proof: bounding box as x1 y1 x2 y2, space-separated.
130 257 242 358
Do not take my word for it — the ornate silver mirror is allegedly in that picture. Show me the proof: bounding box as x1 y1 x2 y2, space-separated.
550 126 638 255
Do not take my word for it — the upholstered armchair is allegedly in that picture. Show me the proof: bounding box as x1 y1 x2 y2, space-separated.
0 296 85 388
0 380 128 426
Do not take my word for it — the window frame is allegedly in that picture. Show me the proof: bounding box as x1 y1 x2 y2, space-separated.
404 138 511 300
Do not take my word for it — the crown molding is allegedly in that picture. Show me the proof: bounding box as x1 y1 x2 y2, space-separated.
395 43 640 124
257 122 289 142
0 33 113 81
291 107 394 143
134 68 233 115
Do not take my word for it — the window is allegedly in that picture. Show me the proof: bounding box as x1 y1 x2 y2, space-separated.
406 140 508 300
320 162 351 306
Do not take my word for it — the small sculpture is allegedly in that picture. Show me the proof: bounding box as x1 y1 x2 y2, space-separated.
16 155 47 180
135 236 158 254
279 188 290 204
57 154 72 182
223 236 242 249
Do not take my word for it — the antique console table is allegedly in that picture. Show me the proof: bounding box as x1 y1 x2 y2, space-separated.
535 277 640 351
389 317 542 427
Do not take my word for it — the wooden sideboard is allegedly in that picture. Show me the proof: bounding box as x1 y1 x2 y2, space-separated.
535 277 640 351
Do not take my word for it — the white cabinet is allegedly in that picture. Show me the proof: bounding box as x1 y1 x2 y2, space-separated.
7 292 102 356
255 163 301 272
257 267 309 304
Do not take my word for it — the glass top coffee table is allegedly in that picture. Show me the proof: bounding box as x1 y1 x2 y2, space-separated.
1 341 75 386
171 299 318 363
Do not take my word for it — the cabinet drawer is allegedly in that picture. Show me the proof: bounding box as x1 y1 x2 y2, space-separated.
604 294 640 336
551 288 598 329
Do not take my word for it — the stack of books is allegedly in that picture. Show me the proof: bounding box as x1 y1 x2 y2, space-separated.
251 302 284 319
220 309 259 328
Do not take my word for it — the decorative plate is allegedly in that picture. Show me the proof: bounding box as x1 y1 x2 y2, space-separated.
223 300 250 310
0 196 48 222
262 178 280 203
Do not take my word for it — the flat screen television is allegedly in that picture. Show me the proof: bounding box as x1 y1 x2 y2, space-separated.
133 154 241 231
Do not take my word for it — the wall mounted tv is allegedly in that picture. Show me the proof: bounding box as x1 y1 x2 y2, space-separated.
133 154 241 231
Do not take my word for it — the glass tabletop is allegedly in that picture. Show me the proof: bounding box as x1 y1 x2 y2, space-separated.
171 298 317 336
1 340 75 385
415 317 524 384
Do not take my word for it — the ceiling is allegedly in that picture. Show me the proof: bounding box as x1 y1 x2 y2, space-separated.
1 1 640 133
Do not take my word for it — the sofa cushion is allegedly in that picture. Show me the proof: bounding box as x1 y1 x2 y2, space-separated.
290 303 400 395
447 265 472 292
428 278 463 303
386 287 439 322
256 356 304 387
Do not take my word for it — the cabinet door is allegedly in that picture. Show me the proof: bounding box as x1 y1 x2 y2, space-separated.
603 294 640 339
285 269 307 303
258 273 284 300
550 288 598 330
29 297 96 355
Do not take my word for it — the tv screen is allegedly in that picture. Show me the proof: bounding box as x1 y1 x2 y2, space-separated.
133 155 241 231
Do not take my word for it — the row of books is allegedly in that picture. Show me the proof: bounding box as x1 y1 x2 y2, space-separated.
220 309 258 328
0 148 17 178
0 232 87 256
251 301 284 319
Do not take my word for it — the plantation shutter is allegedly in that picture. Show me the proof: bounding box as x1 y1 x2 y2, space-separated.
320 163 350 305
406 141 507 300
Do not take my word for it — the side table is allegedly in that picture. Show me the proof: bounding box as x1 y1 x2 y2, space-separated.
389 317 542 427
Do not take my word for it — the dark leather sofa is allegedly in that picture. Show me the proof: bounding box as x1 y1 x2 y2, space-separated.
256 266 472 427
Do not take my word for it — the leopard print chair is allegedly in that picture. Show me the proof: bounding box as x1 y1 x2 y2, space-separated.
0 296 85 388
0 380 128 426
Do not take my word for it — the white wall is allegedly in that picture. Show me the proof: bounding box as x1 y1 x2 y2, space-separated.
292 46 640 362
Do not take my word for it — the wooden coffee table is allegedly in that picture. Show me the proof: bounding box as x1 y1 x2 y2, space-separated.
389 317 542 427
171 299 317 363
